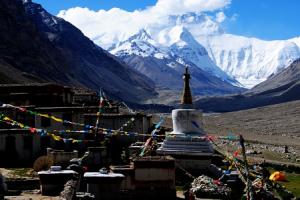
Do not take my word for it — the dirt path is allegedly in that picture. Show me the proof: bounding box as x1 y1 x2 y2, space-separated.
5 193 58 200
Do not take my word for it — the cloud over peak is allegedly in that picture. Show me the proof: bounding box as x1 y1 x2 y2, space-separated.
58 0 231 48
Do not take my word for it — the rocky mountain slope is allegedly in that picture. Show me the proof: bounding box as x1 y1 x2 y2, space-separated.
0 0 156 103
247 59 300 95
195 59 300 112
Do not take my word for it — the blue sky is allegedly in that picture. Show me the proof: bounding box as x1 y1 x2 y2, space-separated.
33 0 300 40
224 0 300 40
33 0 156 13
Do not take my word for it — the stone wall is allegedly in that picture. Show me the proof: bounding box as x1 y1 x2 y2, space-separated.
47 148 78 167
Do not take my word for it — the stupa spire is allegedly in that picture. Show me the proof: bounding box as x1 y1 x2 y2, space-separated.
181 66 193 106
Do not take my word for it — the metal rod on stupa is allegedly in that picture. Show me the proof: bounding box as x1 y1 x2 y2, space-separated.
181 66 193 108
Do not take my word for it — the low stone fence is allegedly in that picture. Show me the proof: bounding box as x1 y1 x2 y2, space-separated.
47 148 78 167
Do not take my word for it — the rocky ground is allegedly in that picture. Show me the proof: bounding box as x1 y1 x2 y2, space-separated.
203 100 300 164
4 191 58 200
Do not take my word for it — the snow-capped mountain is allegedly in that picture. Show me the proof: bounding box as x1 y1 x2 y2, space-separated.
59 9 300 89
109 29 169 60
108 13 300 90
110 26 241 89
196 34 300 88
109 29 182 90
109 28 244 102
166 13 300 89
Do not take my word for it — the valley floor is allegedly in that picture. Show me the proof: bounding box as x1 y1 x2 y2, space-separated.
154 100 300 164
203 100 300 164
203 100 300 147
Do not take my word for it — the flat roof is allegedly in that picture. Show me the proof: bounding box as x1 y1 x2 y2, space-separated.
0 129 31 132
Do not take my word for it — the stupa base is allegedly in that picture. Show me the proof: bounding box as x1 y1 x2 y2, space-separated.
157 134 214 171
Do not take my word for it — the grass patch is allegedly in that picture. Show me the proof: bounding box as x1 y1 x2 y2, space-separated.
9 168 36 178
261 151 287 162
281 172 300 198
176 185 185 191
269 168 300 198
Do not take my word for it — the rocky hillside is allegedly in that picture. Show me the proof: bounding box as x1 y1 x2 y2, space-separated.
195 59 300 112
247 59 300 95
0 0 156 103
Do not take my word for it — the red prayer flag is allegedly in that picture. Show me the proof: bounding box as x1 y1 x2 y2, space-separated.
29 127 36 133
233 150 239 157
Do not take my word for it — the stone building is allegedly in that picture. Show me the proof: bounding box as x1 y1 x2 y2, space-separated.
0 83 73 107
84 113 151 135
73 92 99 106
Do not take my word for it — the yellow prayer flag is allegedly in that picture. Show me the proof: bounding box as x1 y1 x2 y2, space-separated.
51 134 61 141
40 114 50 118
51 116 63 123
4 117 11 121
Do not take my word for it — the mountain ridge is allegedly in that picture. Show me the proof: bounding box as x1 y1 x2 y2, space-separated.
194 59 300 112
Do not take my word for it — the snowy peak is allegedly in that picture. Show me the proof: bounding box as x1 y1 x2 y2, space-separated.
162 27 240 86
128 29 153 42
158 26 205 52
169 26 208 56
110 29 169 59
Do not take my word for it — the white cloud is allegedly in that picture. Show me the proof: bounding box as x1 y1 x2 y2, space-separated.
58 0 231 48
150 0 230 15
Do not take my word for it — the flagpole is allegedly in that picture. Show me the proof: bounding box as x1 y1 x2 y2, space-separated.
95 89 103 134
239 135 254 200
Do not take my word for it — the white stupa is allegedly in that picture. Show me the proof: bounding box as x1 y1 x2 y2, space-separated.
157 67 213 170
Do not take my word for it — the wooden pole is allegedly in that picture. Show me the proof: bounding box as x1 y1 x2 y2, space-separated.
95 89 102 134
239 135 254 200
